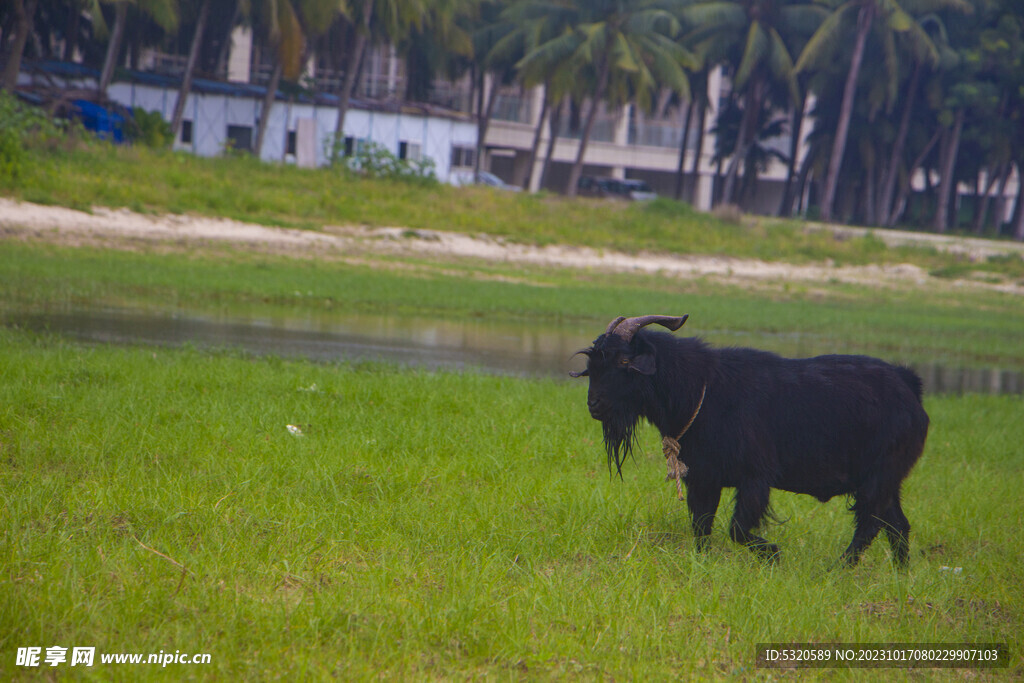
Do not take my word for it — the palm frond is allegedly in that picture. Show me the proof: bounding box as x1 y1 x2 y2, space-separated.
622 8 680 37
679 1 745 31
138 0 180 32
734 21 768 90
767 27 799 105
516 28 582 78
899 0 972 15
779 5 830 38
900 16 941 67
794 1 857 74
610 32 641 73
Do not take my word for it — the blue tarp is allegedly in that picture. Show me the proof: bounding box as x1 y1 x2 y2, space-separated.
72 99 128 143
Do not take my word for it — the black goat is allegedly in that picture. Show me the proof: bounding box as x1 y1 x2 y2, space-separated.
571 315 929 566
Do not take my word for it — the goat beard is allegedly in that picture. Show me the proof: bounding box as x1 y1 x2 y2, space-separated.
601 409 643 478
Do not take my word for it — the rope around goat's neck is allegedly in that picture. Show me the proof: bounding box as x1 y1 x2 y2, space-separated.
662 383 706 501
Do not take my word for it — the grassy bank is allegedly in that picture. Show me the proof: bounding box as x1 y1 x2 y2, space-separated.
3 241 1024 371
0 329 1020 679
4 143 1024 282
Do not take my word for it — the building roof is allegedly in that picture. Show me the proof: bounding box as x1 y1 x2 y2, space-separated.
24 60 472 122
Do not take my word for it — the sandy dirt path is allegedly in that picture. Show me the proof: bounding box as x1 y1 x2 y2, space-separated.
1 197 1020 295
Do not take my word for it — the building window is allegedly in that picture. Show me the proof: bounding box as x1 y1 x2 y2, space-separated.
399 141 421 161
226 125 253 152
181 120 193 144
451 145 475 168
287 130 296 155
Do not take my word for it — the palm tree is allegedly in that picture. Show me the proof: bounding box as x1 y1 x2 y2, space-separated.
468 1 520 181
517 0 696 197
400 0 476 103
95 0 180 95
681 0 823 208
251 0 304 156
169 0 215 140
488 0 576 189
796 0 970 223
331 0 368 141
332 0 427 141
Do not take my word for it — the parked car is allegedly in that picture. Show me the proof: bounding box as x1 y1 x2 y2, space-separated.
578 176 657 201
475 170 521 192
452 170 521 191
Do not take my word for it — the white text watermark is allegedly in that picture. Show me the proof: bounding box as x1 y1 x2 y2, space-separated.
16 646 211 668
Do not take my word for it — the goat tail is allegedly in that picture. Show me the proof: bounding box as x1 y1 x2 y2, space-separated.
896 366 924 403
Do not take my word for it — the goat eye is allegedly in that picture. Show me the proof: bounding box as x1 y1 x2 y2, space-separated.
619 358 630 366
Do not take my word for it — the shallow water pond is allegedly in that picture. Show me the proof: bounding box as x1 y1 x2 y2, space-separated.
5 308 1021 395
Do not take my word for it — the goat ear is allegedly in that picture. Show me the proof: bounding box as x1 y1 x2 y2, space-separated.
628 354 656 375
628 339 656 375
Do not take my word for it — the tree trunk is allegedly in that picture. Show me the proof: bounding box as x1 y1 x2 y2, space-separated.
887 126 941 228
473 75 500 181
170 0 211 141
778 95 806 216
64 1 81 62
971 163 1005 234
688 101 706 204
253 59 282 157
990 162 1013 234
99 1 129 95
0 0 37 91
1012 166 1024 240
214 0 241 78
674 99 694 200
522 84 550 190
821 1 875 223
720 82 761 207
863 160 876 225
566 54 611 197
877 61 921 227
334 0 372 140
793 148 814 216
538 95 564 191
933 108 965 233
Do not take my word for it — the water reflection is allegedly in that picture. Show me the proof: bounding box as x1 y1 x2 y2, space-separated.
4 308 1021 396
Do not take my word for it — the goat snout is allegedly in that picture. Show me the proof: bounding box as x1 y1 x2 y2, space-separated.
587 396 608 419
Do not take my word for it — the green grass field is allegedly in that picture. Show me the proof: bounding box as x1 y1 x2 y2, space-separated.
0 330 1020 679
2 136 1022 678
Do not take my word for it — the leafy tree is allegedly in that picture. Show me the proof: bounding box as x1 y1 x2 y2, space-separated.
797 0 971 223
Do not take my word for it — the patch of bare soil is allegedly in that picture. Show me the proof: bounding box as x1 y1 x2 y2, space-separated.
1 198 1020 295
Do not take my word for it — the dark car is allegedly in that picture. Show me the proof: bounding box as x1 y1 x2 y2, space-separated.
578 176 657 201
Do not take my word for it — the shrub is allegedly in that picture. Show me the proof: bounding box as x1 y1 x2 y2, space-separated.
711 203 743 225
0 128 25 182
127 107 173 149
0 91 63 146
326 136 437 185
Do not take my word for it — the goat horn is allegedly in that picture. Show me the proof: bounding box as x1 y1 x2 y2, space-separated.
604 316 628 336
608 314 689 341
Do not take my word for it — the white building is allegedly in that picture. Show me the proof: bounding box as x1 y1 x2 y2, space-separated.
19 60 479 185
